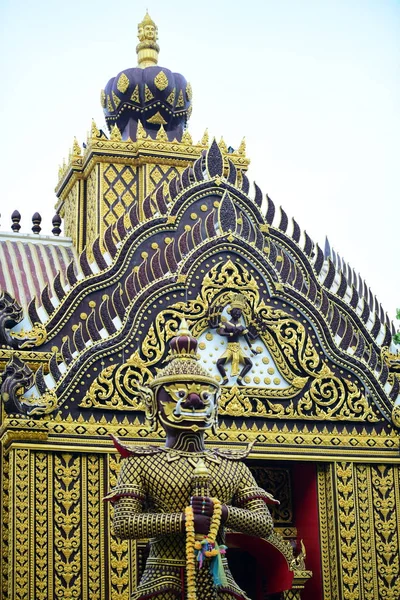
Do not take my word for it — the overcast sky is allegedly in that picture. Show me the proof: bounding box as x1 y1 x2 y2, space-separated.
0 0 399 324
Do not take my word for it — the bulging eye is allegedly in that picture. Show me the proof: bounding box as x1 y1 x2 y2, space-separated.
178 390 186 398
201 392 210 400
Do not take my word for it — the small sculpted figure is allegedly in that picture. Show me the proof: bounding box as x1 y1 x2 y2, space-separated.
211 294 261 385
106 320 276 600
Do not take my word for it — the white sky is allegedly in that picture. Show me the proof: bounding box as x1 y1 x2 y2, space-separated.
0 0 399 323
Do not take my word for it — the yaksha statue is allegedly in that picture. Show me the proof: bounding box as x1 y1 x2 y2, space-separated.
106 320 276 600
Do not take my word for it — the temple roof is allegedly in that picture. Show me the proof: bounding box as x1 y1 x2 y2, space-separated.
0 233 77 310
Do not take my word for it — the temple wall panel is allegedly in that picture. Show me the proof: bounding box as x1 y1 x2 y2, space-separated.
318 462 400 600
62 182 81 248
0 447 140 600
101 162 138 240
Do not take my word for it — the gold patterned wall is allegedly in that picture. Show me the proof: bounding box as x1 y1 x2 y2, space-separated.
318 462 400 600
85 167 99 256
61 183 80 247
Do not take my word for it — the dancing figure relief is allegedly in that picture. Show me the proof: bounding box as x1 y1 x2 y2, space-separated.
209 294 261 386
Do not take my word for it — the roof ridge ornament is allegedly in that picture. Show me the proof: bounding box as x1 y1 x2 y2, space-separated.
137 11 160 68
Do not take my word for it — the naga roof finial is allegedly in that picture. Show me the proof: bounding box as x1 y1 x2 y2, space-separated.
137 10 160 68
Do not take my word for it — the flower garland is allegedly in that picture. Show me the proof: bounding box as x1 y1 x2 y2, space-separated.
185 498 227 600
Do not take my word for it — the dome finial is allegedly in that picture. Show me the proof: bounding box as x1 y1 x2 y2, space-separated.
137 11 160 68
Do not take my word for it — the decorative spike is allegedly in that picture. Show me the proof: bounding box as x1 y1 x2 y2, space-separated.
28 297 41 326
379 362 389 385
128 202 140 229
307 279 317 303
382 324 392 348
49 352 62 382
156 124 168 141
67 261 77 286
354 331 365 359
241 173 250 195
116 214 127 240
110 124 122 141
61 336 73 364
178 230 190 257
35 365 48 394
237 137 246 156
218 191 237 234
32 212 42 234
201 129 209 145
293 265 303 290
205 209 217 237
181 130 192 144
206 139 223 178
218 137 228 152
253 182 263 208
192 219 203 246
90 119 100 138
339 318 353 350
165 239 179 273
86 310 101 342
370 313 381 339
92 238 108 270
168 177 180 201
180 165 192 189
155 185 168 215
314 244 324 275
265 195 275 225
104 227 118 258
136 120 147 139
227 160 237 185
53 272 66 302
100 296 117 335
72 137 81 155
11 210 21 232
291 218 300 243
41 284 55 317
278 207 288 232
389 377 399 402
143 194 154 219
150 250 163 279
336 272 347 298
52 214 61 236
193 154 205 182
360 299 370 324
320 292 329 316
349 285 359 309
324 237 331 259
111 285 126 319
73 323 86 352
79 249 93 277
268 242 277 263
323 259 336 290
240 213 250 240
138 260 150 288
303 231 313 257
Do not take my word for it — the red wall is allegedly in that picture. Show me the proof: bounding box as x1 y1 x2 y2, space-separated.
291 462 323 599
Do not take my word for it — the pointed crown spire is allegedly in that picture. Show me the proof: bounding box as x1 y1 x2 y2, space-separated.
137 11 160 68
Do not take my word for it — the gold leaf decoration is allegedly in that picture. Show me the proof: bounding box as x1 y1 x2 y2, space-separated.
154 70 168 91
112 91 120 108
144 84 154 102
117 72 130 93
131 84 140 103
156 124 168 141
186 82 193 100
107 95 113 111
110 124 122 141
100 89 106 108
176 89 184 107
146 111 167 125
166 89 175 105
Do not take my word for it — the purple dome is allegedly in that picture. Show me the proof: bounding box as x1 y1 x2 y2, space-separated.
101 65 192 141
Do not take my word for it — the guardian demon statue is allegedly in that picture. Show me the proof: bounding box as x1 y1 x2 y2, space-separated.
106 320 276 599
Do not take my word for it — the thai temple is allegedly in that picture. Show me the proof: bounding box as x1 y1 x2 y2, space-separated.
1 12 400 600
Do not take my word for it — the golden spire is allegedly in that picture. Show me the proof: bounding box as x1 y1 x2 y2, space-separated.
137 11 160 68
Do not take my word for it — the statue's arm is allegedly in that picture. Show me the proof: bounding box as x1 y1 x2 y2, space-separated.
223 462 274 538
105 456 183 540
224 499 273 538
113 496 183 540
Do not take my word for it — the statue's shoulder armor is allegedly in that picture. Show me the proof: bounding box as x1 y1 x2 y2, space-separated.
212 441 255 461
111 434 163 458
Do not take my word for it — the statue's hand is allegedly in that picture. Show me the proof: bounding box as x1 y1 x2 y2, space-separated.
191 496 214 516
